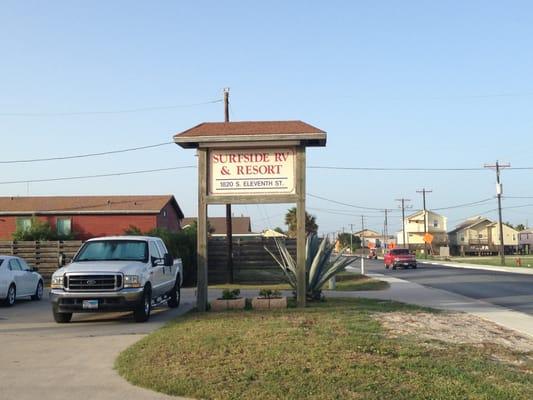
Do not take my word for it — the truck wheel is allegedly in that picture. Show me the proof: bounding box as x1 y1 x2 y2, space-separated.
31 280 44 301
167 277 181 308
133 286 151 322
4 284 16 307
53 305 72 323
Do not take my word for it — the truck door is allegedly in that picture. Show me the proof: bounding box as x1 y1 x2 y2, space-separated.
149 241 166 297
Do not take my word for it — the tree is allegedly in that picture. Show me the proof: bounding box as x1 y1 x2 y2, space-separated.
274 227 286 235
284 207 318 238
515 224 526 231
337 233 361 251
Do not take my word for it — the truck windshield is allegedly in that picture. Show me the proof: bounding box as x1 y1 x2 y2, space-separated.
74 240 148 262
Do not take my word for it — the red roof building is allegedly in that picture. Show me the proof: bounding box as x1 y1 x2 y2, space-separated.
0 195 184 240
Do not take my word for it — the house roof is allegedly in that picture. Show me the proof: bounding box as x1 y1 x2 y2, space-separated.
0 195 184 218
448 216 492 234
353 229 381 238
173 120 326 148
405 210 446 221
182 216 252 235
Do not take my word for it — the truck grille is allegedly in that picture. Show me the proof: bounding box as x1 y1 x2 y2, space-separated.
66 274 123 291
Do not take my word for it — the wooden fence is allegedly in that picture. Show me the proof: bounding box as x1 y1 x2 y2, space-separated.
0 241 82 282
0 238 295 285
208 237 296 284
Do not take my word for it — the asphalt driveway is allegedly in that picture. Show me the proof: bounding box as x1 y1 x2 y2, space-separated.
0 289 195 400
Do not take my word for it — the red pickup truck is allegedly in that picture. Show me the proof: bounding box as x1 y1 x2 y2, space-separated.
384 248 417 269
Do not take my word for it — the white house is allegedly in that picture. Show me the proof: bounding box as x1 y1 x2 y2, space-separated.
448 216 519 255
397 210 448 248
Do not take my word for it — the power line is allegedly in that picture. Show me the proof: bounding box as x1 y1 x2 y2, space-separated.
307 193 390 211
308 165 533 171
0 99 223 117
308 165 485 171
432 198 494 211
0 142 174 164
0 166 195 185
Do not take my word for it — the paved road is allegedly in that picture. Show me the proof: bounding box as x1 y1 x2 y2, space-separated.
0 289 196 400
359 258 533 316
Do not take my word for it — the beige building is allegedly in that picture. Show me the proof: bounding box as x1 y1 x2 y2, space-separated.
448 216 519 255
397 210 448 248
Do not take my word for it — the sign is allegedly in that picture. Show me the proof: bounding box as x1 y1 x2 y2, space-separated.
368 242 376 249
209 148 295 196
388 243 396 249
423 233 434 244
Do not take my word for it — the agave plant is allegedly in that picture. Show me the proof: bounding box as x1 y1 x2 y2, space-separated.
265 234 353 300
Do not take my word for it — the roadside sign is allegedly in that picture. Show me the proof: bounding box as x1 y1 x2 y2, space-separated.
388 243 396 249
423 233 434 244
368 242 376 249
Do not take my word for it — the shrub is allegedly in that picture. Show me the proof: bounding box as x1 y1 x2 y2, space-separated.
265 233 353 300
258 288 282 299
12 217 75 241
221 288 240 300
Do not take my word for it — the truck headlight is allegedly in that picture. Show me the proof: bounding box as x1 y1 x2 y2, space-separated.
124 275 141 288
51 275 64 289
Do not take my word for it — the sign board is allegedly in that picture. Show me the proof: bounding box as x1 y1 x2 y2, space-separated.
209 148 295 196
423 233 434 244
388 243 396 249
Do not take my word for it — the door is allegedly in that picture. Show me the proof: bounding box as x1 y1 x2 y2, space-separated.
18 258 38 296
9 259 29 297
148 241 165 297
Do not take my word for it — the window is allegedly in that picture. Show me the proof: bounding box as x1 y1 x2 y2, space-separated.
56 218 72 236
74 240 148 263
149 241 162 259
460 236 465 242
155 240 168 257
162 210 167 217
9 259 22 271
433 220 439 228
17 258 29 270
16 217 32 231
478 233 483 239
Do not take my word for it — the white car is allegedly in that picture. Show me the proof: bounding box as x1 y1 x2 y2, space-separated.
0 256 44 306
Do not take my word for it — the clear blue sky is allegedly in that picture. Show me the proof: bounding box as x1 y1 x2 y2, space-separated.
1 1 532 236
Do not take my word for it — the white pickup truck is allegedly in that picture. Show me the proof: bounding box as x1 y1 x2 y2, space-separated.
50 236 182 323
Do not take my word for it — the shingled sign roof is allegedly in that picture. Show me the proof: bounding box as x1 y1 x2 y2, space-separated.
174 120 326 148
0 195 184 218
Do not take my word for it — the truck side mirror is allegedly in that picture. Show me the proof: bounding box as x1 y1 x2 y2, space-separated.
163 253 173 267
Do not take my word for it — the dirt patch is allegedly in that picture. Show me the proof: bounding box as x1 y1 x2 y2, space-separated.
376 311 533 365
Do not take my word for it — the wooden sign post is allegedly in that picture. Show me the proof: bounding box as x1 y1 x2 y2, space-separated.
174 121 326 311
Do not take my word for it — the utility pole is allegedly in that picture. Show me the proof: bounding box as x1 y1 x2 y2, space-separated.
361 215 365 274
396 198 412 249
383 209 389 251
416 188 432 258
224 88 234 282
349 223 354 254
484 161 511 265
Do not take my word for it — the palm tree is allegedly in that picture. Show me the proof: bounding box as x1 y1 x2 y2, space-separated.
284 207 318 238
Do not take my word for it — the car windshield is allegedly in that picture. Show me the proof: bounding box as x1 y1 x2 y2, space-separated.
392 249 410 255
74 240 148 262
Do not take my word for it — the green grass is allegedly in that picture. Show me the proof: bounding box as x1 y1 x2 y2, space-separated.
209 274 389 292
452 256 533 268
116 298 532 400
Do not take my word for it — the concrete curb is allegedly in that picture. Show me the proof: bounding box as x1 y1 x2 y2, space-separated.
419 260 533 275
327 272 533 339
